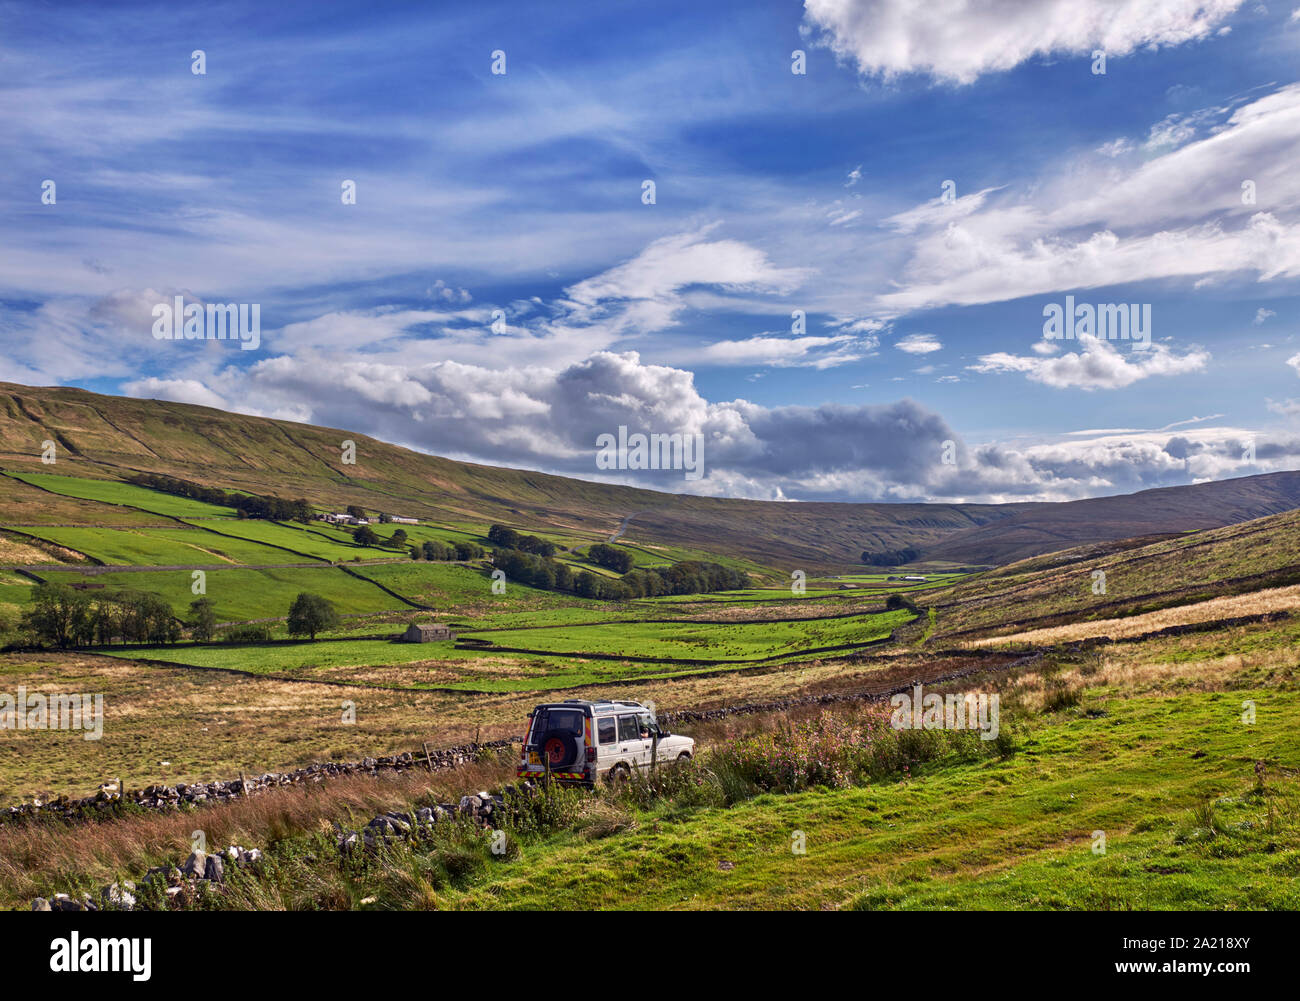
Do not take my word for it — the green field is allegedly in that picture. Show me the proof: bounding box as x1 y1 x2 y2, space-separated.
92 604 911 692
464 608 912 661
95 636 805 691
7 472 238 518
64 566 411 621
182 519 398 562
355 561 580 610
13 526 262 566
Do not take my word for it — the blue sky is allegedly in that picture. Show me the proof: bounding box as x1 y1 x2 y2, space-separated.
2 0 1300 502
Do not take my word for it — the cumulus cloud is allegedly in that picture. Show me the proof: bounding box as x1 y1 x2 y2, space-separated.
113 341 1300 504
121 377 230 410
969 335 1210 389
802 0 1241 85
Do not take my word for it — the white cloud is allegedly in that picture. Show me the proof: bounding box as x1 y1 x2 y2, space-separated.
1288 352 1300 375
803 0 1242 85
564 224 806 313
1097 137 1134 157
896 333 943 354
121 377 230 410
686 333 876 368
969 334 1210 389
428 279 472 304
876 84 1300 314
1255 307 1277 323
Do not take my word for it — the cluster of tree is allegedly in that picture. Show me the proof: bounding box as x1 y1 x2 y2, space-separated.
125 472 311 522
492 548 575 591
19 584 350 649
352 525 411 549
491 548 747 601
860 547 920 567
21 582 181 647
618 561 749 597
586 542 634 573
486 525 556 557
412 539 483 561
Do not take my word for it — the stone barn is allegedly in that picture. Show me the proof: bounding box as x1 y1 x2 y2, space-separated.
402 622 454 643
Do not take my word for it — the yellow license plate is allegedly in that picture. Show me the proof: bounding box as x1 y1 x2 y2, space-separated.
528 752 540 765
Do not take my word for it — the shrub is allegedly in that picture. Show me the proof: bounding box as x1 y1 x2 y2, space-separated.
885 593 919 613
220 623 273 643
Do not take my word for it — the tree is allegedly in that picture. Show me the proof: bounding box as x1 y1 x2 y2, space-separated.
21 582 91 648
188 597 217 642
588 543 634 574
287 592 339 640
487 524 520 549
353 525 380 547
574 571 601 598
388 529 408 548
346 505 366 520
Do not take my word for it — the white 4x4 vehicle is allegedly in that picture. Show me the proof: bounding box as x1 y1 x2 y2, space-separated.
518 699 694 786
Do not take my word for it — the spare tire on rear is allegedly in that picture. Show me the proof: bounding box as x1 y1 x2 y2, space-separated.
540 731 579 770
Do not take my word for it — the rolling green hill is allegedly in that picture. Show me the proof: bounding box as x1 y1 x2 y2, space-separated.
3 381 1300 569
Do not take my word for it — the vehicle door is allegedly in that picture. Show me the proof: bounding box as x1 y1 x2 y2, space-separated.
595 714 619 773
617 713 650 768
637 711 661 767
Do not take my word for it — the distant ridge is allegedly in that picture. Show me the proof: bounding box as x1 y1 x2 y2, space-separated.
2 381 1298 569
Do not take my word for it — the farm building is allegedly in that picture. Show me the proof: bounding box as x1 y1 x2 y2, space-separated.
318 512 370 526
402 622 454 643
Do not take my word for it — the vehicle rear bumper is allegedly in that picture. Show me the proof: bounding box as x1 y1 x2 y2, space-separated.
517 766 592 786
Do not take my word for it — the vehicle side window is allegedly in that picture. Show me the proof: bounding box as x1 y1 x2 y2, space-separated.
597 716 617 745
617 715 640 741
637 713 653 738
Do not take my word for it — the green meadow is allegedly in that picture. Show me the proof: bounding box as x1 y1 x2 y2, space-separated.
70 567 411 621
182 519 398 562
464 608 913 661
7 472 238 518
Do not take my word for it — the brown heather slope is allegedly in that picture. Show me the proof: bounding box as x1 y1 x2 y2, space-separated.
2 381 1299 568
920 505 1300 641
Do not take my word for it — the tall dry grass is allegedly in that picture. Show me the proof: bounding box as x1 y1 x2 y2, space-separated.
0 758 514 909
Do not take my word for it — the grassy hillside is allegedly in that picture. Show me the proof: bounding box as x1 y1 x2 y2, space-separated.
921 507 1300 642
5 381 1298 568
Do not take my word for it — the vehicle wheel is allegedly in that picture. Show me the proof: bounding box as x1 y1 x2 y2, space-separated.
540 731 579 770
605 763 630 785
677 752 692 762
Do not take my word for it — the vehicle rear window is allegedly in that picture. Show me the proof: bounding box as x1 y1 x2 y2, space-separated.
532 708 584 740
617 715 640 741
597 717 617 744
